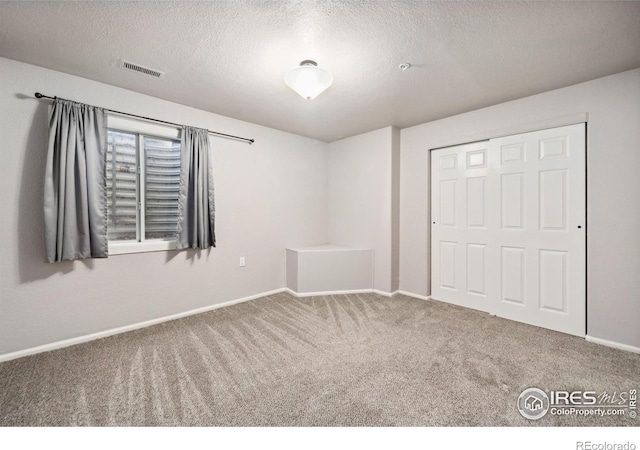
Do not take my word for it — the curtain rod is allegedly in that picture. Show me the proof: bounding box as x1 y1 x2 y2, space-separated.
34 92 255 144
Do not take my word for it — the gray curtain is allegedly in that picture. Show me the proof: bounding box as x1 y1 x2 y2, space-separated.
44 98 108 263
177 126 216 249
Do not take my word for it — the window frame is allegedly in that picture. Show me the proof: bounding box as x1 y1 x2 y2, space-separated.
106 114 181 255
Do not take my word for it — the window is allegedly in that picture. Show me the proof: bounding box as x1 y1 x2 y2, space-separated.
106 116 181 255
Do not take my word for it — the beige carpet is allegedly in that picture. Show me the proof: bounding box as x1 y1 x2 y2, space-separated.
0 292 638 426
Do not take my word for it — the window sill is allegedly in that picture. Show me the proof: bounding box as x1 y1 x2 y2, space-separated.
109 240 177 255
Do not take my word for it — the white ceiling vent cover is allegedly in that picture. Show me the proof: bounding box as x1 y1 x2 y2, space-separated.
118 60 164 78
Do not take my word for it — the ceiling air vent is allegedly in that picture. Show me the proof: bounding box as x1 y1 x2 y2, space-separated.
118 60 164 78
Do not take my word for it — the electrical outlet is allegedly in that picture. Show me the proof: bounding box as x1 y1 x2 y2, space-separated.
239 257 246 267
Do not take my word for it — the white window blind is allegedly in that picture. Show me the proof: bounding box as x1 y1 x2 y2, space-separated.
106 130 137 240
143 137 181 239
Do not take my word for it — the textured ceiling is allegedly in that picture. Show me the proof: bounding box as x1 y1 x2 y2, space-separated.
1 1 639 142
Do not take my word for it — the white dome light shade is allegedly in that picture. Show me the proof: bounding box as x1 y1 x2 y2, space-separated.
284 60 333 100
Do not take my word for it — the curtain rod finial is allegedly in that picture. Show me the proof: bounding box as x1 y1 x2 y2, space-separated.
35 92 43 98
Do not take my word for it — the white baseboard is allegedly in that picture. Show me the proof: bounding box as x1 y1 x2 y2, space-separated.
286 288 408 298
585 335 640 355
285 288 432 300
395 290 432 301
285 288 376 298
373 289 397 297
0 287 288 363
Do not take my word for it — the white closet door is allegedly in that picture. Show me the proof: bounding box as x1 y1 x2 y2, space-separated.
431 124 586 337
491 124 585 336
431 141 497 313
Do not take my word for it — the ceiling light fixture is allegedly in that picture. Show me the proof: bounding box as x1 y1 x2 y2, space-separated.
284 60 333 100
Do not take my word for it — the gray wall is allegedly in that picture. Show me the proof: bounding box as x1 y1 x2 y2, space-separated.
0 57 329 355
400 68 640 348
327 127 400 293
